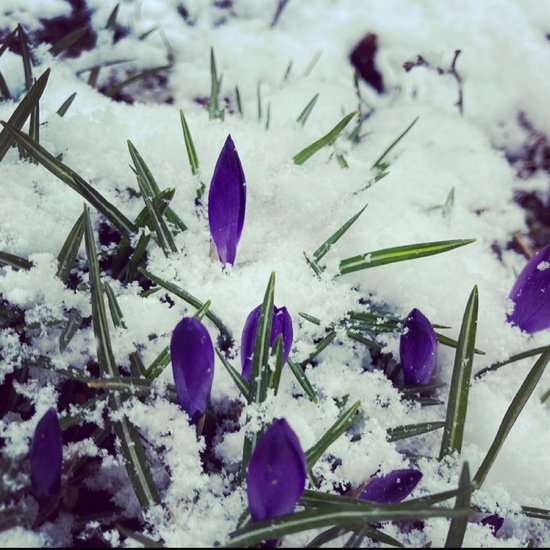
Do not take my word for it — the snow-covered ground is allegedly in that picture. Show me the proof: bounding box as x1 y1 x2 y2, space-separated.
1 0 550 547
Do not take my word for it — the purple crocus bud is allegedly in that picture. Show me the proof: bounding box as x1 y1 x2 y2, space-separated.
247 418 307 522
208 134 246 265
360 469 422 504
241 305 294 382
399 308 437 386
30 407 63 505
507 244 550 333
480 513 504 536
170 317 215 424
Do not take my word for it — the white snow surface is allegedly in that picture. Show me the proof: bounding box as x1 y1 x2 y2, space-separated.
1 0 550 547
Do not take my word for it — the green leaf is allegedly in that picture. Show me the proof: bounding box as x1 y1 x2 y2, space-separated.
1 121 136 237
179 110 200 176
387 421 445 442
305 400 362 468
312 203 368 264
300 329 337 368
257 81 262 121
371 117 418 170
145 345 171 380
268 334 284 395
235 86 243 116
138 268 233 348
0 28 17 59
49 26 89 57
56 92 77 117
59 309 83 353
17 25 34 90
473 344 550 488
0 251 32 270
293 111 357 165
436 332 485 356
106 3 120 29
216 348 250 398
297 93 319 126
439 286 478 460
287 358 318 403
474 346 547 379
0 72 11 101
103 65 172 98
0 68 49 161
116 524 164 548
208 47 224 120
104 281 126 329
444 462 472 548
338 239 476 276
521 506 550 521
57 212 85 283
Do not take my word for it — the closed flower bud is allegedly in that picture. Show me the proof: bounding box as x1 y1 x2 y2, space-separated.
360 468 422 504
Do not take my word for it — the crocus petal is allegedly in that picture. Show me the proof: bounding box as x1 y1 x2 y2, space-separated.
399 308 437 386
246 418 307 522
208 134 246 265
360 469 422 504
30 407 63 505
170 317 215 424
480 513 504 536
241 305 294 382
507 244 550 333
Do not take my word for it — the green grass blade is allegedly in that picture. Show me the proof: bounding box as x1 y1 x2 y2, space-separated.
49 26 89 57
248 272 276 404
0 121 136 237
126 232 152 283
17 25 34 90
0 28 17 59
297 93 319 126
473 344 550 488
299 329 337 368
138 268 233 348
444 462 471 548
56 92 77 117
0 72 11 101
0 251 32 270
436 332 485 355
140 187 178 256
103 65 172 98
235 86 243 116
106 3 120 29
179 110 200 176
127 140 161 197
287 358 318 403
115 524 164 548
346 330 383 351
439 286 478 460
216 348 250 398
313 203 368 263
104 281 126 329
59 309 83 353
225 504 469 548
387 421 445 442
268 335 284 394
293 111 357 165
521 506 550 521
257 81 262 121
338 239 476 276
474 346 547 379
88 66 100 88
305 401 362 468
57 211 85 283
0 68 49 161
208 48 223 120
129 351 147 378
372 117 418 170
144 345 171 380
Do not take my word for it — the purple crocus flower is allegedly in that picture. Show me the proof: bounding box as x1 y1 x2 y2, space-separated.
480 513 504 536
399 308 437 386
507 244 550 333
247 418 307 522
208 134 246 265
30 407 63 505
170 317 215 424
360 468 422 504
241 305 293 382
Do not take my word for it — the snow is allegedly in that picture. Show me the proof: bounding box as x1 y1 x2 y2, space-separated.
1 0 550 547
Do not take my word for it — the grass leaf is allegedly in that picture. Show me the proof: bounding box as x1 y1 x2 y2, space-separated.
59 309 83 353
56 211 85 283
371 117 418 170
293 111 357 165
216 348 250 398
17 25 34 90
439 286 478 460
0 121 136 237
474 346 547 379
49 26 89 57
297 93 319 126
0 251 32 270
473 344 550 488
444 462 472 548
287 358 318 403
338 239 476 276
387 421 445 442
0 68 49 161
103 65 172 98
56 92 77 117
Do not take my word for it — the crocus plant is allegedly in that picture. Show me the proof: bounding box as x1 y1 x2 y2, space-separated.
246 418 307 522
360 468 423 504
170 317 215 425
399 307 437 386
241 304 294 382
30 407 63 506
507 244 550 333
208 134 246 265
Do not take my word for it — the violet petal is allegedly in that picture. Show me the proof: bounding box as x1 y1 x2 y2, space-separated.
246 418 307 522
507 244 550 333
208 134 246 265
399 308 437 385
480 513 504 536
170 317 215 424
241 305 294 382
30 407 63 505
360 469 423 504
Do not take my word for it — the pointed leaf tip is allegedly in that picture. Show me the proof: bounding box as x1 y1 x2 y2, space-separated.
208 134 246 265
170 317 215 424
